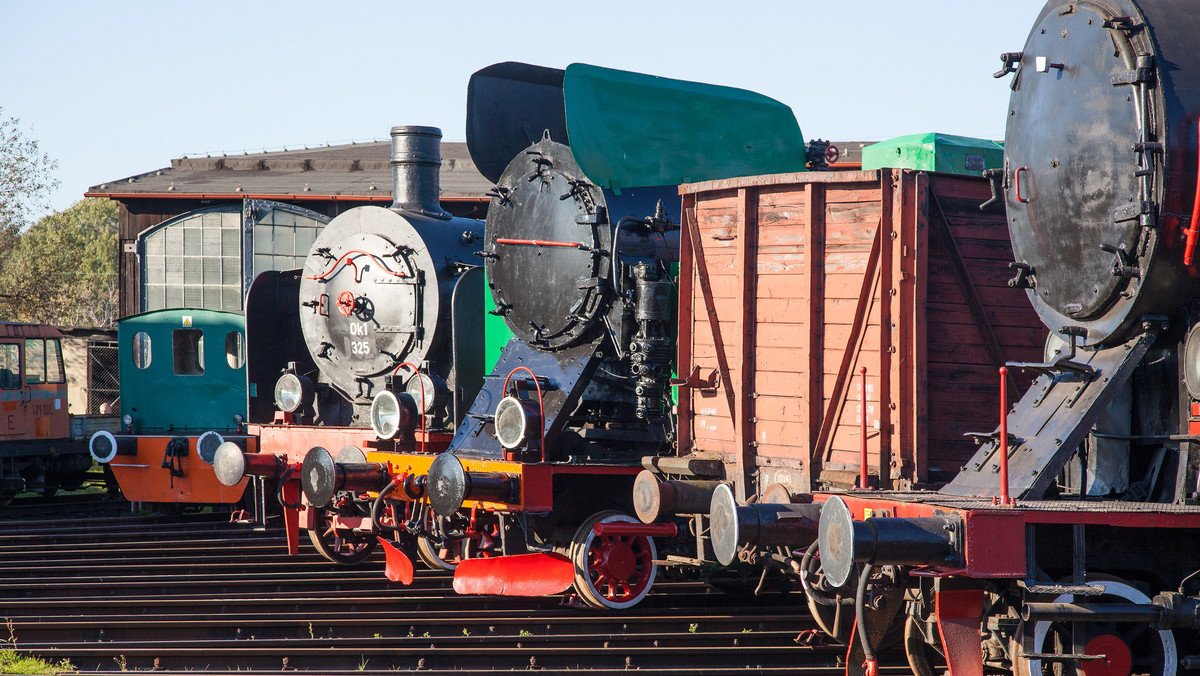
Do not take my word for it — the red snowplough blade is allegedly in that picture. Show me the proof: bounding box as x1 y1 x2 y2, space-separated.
377 537 414 585
453 553 574 597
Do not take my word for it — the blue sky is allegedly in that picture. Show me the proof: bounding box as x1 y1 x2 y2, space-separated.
3 1 1047 216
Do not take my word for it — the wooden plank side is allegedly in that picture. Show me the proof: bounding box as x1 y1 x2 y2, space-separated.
803 182 826 491
677 193 696 456
913 173 930 485
734 188 757 502
877 169 896 489
814 208 884 475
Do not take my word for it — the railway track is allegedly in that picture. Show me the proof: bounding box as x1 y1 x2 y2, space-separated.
0 499 905 674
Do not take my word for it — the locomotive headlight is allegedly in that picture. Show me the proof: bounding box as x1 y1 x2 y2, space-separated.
89 430 119 464
1184 324 1200 400
494 396 541 450
405 372 438 413
370 390 417 440
1043 331 1069 362
122 414 134 430
274 373 314 413
197 431 225 465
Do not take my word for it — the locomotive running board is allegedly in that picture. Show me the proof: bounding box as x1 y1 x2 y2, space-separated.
453 553 575 597
940 328 1158 500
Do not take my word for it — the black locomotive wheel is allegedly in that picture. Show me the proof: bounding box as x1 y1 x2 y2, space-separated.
415 536 463 571
904 615 942 676
569 510 657 610
307 507 376 565
1017 577 1177 676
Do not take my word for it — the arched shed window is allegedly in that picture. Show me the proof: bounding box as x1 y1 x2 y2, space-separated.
139 201 328 312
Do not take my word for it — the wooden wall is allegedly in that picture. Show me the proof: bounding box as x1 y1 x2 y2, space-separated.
678 169 1044 498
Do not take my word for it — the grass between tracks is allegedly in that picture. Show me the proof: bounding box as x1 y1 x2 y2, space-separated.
0 649 75 674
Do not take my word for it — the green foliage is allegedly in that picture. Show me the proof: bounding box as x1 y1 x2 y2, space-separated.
0 109 59 233
0 649 75 674
0 197 118 326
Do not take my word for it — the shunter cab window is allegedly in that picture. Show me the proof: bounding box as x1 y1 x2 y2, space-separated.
44 339 65 384
24 339 45 385
173 329 205 376
132 331 152 370
225 331 245 369
0 344 19 389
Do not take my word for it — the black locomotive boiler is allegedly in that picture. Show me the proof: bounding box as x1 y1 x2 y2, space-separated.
698 2 1200 675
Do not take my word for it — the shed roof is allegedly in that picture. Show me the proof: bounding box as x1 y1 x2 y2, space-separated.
87 141 494 202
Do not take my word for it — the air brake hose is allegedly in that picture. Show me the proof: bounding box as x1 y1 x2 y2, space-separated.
276 465 302 510
799 542 838 607
856 564 879 676
370 477 404 535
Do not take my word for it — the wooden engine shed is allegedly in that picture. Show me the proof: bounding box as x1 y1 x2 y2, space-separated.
676 169 1045 499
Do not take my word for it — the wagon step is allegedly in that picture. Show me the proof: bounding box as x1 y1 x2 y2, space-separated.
1019 652 1105 662
1019 580 1105 596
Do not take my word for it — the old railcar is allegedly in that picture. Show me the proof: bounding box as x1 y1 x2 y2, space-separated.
634 155 1046 613
0 323 94 503
90 309 255 505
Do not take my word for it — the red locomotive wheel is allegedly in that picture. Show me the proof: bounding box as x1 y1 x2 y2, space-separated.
307 507 376 565
1021 578 1176 676
1083 635 1133 676
570 510 657 610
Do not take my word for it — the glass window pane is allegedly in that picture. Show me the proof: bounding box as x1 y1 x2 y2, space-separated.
172 329 204 375
23 339 45 385
183 227 201 253
225 331 245 369
45 339 64 384
222 228 240 254
145 286 165 312
0 344 19 389
132 331 152 369
184 285 202 308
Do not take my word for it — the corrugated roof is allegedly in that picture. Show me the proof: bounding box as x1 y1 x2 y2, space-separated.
86 141 494 200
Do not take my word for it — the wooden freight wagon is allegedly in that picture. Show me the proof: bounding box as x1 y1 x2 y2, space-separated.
673 168 1044 500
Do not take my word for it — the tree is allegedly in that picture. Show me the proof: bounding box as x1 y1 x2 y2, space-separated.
0 198 119 327
0 109 59 234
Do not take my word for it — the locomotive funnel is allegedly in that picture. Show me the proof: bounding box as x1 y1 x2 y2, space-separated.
390 125 449 219
817 496 962 587
708 484 822 567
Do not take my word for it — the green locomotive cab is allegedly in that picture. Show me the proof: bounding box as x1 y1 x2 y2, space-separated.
90 309 255 504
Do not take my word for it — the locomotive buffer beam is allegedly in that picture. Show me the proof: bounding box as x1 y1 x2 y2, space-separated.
941 327 1158 500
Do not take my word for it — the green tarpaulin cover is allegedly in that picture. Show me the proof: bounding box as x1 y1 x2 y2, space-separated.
861 133 1003 177
563 63 808 190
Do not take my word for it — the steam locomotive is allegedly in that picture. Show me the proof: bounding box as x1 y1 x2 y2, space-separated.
207 125 490 565
633 1 1200 674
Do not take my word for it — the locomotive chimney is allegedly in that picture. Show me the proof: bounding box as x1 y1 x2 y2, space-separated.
390 125 451 219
